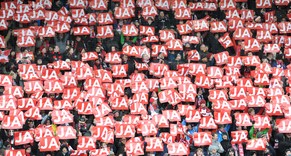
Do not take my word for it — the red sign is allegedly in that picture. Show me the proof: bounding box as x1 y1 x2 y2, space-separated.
167 143 189 155
57 126 77 140
77 137 96 150
122 24 138 36
39 137 60 152
246 138 267 151
73 26 90 35
5 150 26 156
219 33 234 48
97 25 114 38
14 130 34 145
231 130 248 144
115 123 135 138
145 137 164 152
193 132 212 146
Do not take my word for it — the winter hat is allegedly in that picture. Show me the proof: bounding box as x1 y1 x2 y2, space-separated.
199 99 206 105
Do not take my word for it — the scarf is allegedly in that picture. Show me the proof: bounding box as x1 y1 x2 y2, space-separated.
232 144 244 156
238 144 244 156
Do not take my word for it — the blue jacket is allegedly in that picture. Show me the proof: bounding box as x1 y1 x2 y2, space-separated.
217 124 231 142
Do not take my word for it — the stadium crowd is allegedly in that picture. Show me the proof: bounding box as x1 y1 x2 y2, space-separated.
0 0 291 156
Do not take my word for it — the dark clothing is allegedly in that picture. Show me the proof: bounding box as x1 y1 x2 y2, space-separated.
221 140 232 156
35 53 52 64
209 8 226 21
122 59 135 77
169 60 185 71
157 15 171 31
51 51 62 61
103 32 121 52
204 33 224 53
141 18 158 29
116 142 125 155
74 41 86 54
54 33 69 53
55 152 69 156
62 52 80 61
278 136 291 156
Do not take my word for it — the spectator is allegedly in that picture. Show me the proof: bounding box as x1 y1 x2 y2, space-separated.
142 17 157 28
86 26 97 51
24 145 35 156
170 53 184 70
154 52 167 64
157 11 170 31
121 54 135 76
73 36 86 54
51 46 62 61
194 148 205 156
56 146 70 156
220 133 232 156
95 46 106 59
148 96 159 115
279 134 291 156
116 138 126 156
54 33 69 54
271 54 287 69
62 47 79 61
199 44 210 64
209 133 224 155
209 145 221 156
36 47 53 64
225 148 236 156
198 100 212 117
103 37 120 52
168 51 176 63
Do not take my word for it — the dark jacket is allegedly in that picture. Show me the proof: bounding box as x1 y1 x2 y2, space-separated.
278 135 291 156
221 140 232 156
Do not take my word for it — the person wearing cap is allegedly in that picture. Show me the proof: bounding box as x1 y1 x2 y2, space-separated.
198 100 212 117
208 145 220 156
